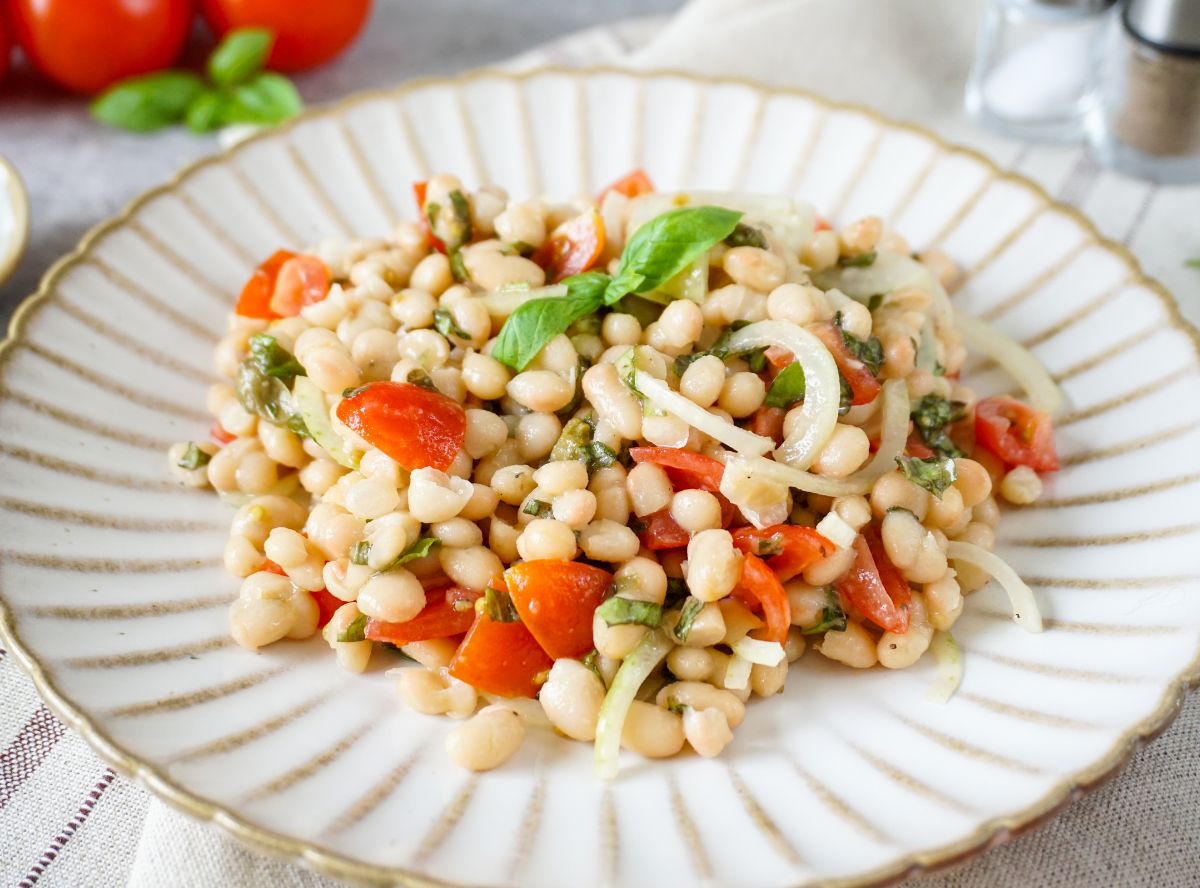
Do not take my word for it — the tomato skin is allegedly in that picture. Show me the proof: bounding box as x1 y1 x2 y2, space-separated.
763 346 793 380
629 447 725 493
412 181 447 254
269 254 330 317
365 585 479 646
598 169 655 202
310 587 343 629
505 560 613 659
235 249 295 319
200 0 372 72
813 322 881 406
7 0 191 94
974 396 1059 472
749 406 786 444
210 419 236 445
731 525 833 584
637 509 691 551
533 209 605 283
731 552 790 644
449 609 553 698
336 381 466 473
835 531 911 634
0 14 9 86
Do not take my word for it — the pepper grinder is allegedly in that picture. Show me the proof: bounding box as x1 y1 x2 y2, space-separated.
966 0 1119 142
1087 0 1200 183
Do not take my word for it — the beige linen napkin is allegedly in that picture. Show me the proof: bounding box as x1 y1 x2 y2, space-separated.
118 1 1198 885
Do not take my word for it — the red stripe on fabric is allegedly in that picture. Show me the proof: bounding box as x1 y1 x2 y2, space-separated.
0 706 68 809
18 770 116 888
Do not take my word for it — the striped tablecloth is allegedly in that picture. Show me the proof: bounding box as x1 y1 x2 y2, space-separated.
1 1 1197 886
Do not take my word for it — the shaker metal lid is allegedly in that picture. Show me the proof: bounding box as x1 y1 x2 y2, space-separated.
1022 0 1117 11
1125 0 1200 52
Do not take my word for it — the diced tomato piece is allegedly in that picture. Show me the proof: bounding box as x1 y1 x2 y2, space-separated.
813 322 881 406
974 395 1059 472
261 559 287 576
637 508 691 550
235 249 295 319
310 587 344 629
365 585 479 646
763 346 794 381
749 406 786 444
449 609 554 698
336 381 466 472
834 530 911 634
905 432 934 459
814 216 832 232
598 169 655 202
731 552 790 644
505 560 613 659
533 208 605 283
412 180 448 253
629 447 726 493
210 419 236 445
269 254 331 317
731 525 833 584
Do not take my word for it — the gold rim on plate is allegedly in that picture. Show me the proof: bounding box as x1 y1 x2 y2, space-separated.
0 155 30 287
0 66 1197 888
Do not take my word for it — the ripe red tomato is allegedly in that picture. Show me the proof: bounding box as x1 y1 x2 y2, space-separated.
0 14 10 86
974 396 1060 472
6 0 192 94
336 381 466 473
200 0 372 72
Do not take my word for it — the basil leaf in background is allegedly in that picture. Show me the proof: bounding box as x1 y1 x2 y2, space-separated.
839 251 877 268
523 499 553 519
248 333 305 381
91 71 206 132
337 614 369 643
433 308 470 341
379 536 441 572
177 443 212 471
895 454 958 498
350 541 371 566
596 596 663 629
492 271 610 370
185 90 226 133
223 71 303 124
1186 258 1200 269
800 588 847 635
603 206 742 304
724 222 768 250
485 586 521 623
911 394 967 459
764 362 806 409
672 596 704 642
208 28 273 89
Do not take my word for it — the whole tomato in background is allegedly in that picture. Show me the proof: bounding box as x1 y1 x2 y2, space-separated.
6 0 192 94
200 0 372 72
0 12 9 86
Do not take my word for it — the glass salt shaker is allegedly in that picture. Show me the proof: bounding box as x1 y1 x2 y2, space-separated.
965 0 1118 142
1087 0 1200 184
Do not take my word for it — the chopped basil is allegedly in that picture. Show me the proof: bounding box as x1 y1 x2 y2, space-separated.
673 596 704 642
895 454 958 498
629 518 649 535
838 375 853 415
550 416 596 463
933 361 947 377
665 699 689 715
836 322 884 377
754 534 785 557
867 293 884 311
724 222 768 250
677 320 767 377
350 540 371 566
404 368 438 391
378 536 441 572
248 333 305 381
523 499 553 519
585 440 621 469
556 358 588 419
235 359 305 436
433 308 470 341
337 614 368 643
582 648 603 680
800 587 847 635
764 362 806 409
595 596 663 629
663 577 690 608
505 240 535 257
449 250 471 283
485 585 521 623
427 190 472 252
176 442 211 471
839 251 877 268
911 394 967 459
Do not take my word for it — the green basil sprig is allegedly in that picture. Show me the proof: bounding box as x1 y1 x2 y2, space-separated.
895 454 958 498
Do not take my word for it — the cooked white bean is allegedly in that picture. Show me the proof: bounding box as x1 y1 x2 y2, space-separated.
447 704 526 770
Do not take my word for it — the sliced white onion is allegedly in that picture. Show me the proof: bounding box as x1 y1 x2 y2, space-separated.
723 654 753 690
814 251 953 325
953 309 1064 416
719 459 790 529
724 320 840 469
926 631 962 704
480 283 568 319
594 630 673 779
946 541 1044 633
632 370 774 457
627 191 816 254
731 637 786 667
815 511 857 549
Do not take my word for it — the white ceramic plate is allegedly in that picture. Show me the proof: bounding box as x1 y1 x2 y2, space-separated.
1 68 1198 888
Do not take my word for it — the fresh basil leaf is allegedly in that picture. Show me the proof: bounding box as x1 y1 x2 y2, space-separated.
764 362 806 409
672 596 704 642
492 271 610 370
208 27 273 89
380 536 441 572
177 442 212 471
523 499 553 519
603 206 742 304
185 90 226 133
838 375 853 415
485 585 521 623
223 72 303 125
839 251 877 268
235 360 296 426
911 394 967 459
585 440 620 470
91 71 206 132
595 596 663 628
581 648 603 680
449 250 471 283
895 454 958 498
337 614 368 643
724 222 768 250
433 308 470 341
350 540 371 566
839 326 884 377
800 588 847 635
248 334 305 381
